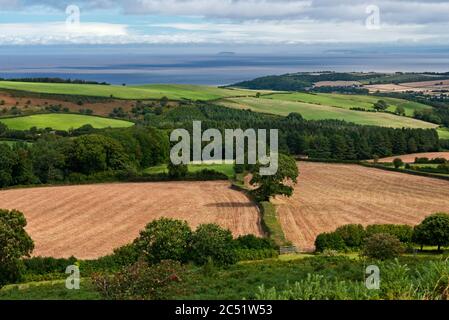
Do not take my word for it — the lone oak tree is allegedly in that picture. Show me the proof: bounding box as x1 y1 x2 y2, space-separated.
250 153 299 202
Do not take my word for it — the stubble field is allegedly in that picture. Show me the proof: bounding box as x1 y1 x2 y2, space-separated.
274 162 449 251
0 181 262 259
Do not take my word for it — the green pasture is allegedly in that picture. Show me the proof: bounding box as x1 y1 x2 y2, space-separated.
438 128 449 139
0 81 260 101
264 92 432 116
220 97 438 129
0 114 134 130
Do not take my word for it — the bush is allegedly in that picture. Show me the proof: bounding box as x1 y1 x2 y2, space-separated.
190 224 237 266
80 244 140 274
167 162 188 178
366 224 413 243
315 232 346 252
23 256 77 276
92 260 187 300
334 224 366 248
362 233 404 260
393 158 404 169
234 234 279 250
135 218 192 264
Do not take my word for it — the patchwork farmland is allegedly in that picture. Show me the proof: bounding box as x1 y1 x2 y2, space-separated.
0 181 263 259
274 162 449 251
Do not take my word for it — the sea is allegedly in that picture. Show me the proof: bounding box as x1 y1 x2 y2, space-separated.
1 50 449 86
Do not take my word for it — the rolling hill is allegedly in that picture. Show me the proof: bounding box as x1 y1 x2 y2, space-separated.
0 81 261 101
219 97 438 129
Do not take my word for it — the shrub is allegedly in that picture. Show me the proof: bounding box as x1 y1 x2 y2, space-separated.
234 234 278 250
135 218 192 264
80 244 140 274
92 260 186 300
167 162 188 178
366 224 413 243
334 224 366 248
190 224 237 266
23 256 77 276
393 158 404 169
362 233 404 260
315 232 346 252
413 213 449 251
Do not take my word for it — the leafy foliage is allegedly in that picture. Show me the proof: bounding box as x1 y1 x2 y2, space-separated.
92 260 187 300
362 233 404 260
250 153 299 201
0 209 34 287
190 224 237 266
413 213 449 251
135 218 192 264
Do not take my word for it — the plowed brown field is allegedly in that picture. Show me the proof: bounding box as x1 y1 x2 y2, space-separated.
275 162 449 252
0 181 262 259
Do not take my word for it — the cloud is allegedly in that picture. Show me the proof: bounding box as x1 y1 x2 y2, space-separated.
0 22 129 45
1 0 449 45
5 0 449 24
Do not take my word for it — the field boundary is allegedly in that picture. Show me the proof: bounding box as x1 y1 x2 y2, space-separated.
297 158 449 182
231 176 290 247
0 170 230 192
360 162 449 182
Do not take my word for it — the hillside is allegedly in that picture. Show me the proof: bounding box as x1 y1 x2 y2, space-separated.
0 81 261 101
232 72 449 91
218 97 438 129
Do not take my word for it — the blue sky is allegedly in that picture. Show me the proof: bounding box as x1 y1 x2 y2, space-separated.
1 0 449 47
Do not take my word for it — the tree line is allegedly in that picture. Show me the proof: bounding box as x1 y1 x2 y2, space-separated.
0 126 169 188
148 103 441 160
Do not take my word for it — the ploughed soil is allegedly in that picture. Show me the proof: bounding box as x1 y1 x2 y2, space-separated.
274 162 449 251
0 181 262 259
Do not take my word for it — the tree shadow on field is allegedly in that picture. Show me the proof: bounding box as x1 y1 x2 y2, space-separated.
205 202 255 208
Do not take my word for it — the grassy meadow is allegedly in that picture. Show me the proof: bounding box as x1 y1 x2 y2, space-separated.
0 81 260 101
220 97 438 129
0 114 134 130
264 92 432 116
438 128 449 139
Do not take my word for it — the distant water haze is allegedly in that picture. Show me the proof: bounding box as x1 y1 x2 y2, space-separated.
1 53 449 85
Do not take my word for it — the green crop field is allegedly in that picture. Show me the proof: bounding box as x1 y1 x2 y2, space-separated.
220 97 438 129
145 163 235 178
264 92 432 116
0 81 261 101
0 114 134 131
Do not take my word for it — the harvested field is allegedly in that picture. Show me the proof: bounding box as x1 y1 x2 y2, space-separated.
366 79 449 94
0 181 262 259
374 152 449 163
274 162 449 251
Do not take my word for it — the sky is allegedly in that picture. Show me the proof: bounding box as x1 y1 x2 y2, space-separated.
0 0 449 48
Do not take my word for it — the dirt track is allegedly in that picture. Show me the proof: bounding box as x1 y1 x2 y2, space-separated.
0 181 262 259
275 162 449 251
